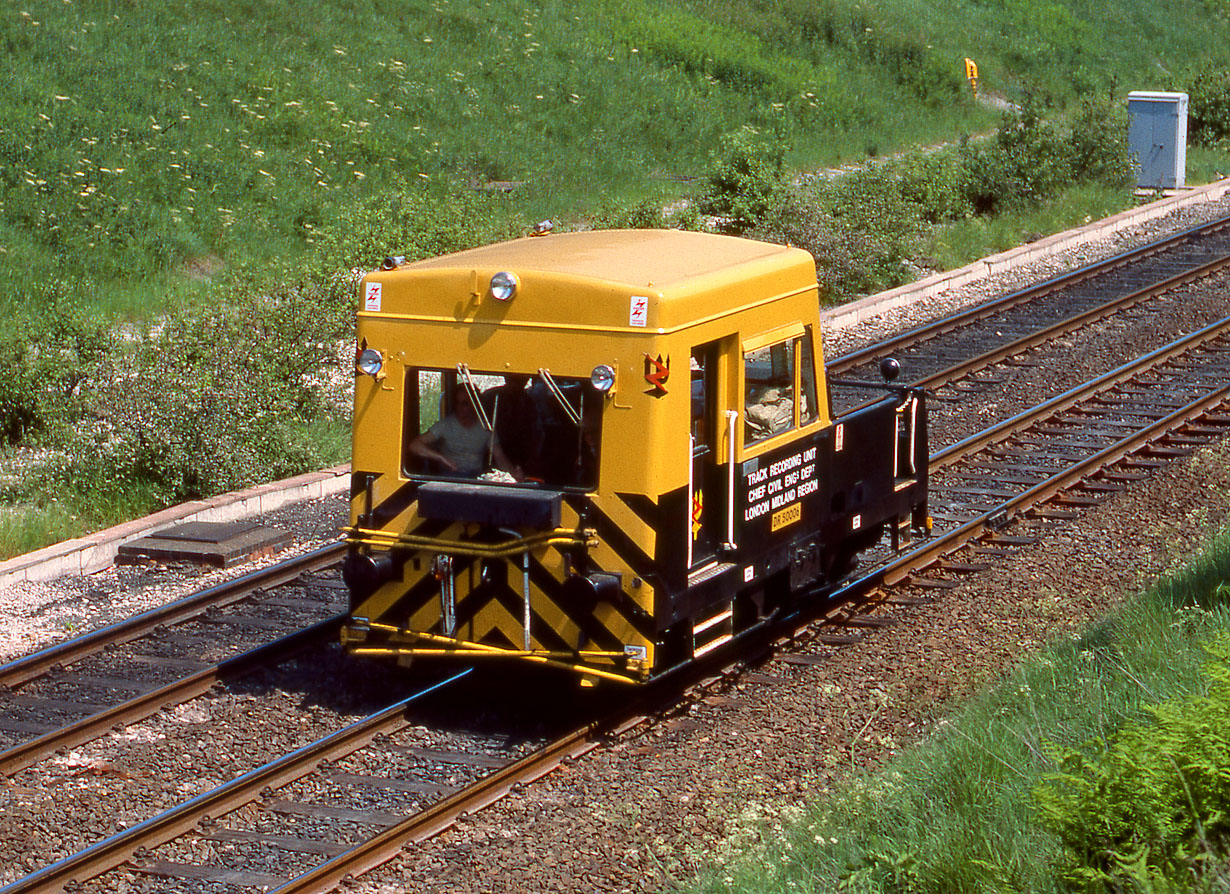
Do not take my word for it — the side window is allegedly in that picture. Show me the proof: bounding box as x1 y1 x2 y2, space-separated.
744 340 796 445
402 369 447 476
799 328 818 427
743 330 822 446
418 369 445 431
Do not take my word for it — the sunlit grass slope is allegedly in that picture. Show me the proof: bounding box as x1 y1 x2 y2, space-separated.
6 0 1226 309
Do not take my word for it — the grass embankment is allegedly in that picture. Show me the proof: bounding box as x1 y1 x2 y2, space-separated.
4 0 1230 558
1 0 1002 307
6 0 1230 306
697 514 1230 892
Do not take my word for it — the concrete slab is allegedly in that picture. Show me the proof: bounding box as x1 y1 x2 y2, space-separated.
116 521 293 568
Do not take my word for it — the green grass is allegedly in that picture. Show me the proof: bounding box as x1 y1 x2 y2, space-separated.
921 182 1144 272
693 517 1230 893
0 478 162 557
1188 145 1230 185
0 415 351 561
4 0 1230 312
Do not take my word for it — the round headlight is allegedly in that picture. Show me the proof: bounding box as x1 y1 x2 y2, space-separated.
490 271 518 301
590 364 616 393
356 348 384 377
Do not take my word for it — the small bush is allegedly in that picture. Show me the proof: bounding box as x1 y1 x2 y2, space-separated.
752 165 925 299
12 179 520 515
1068 96 1136 186
1036 632 1230 891
51 286 350 504
0 289 114 444
959 98 1075 214
892 150 973 223
1186 60 1230 147
698 126 787 231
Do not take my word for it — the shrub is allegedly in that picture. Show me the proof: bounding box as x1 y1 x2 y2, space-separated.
0 289 114 444
36 180 522 507
752 165 925 299
12 179 522 512
51 286 350 504
698 126 787 231
1035 633 1230 891
740 95 1133 300
959 98 1075 214
1068 95 1136 186
1186 60 1230 146
891 149 973 224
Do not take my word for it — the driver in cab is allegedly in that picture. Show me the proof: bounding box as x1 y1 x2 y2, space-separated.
408 384 522 479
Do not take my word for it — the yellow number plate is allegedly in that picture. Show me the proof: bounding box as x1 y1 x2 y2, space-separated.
771 503 802 532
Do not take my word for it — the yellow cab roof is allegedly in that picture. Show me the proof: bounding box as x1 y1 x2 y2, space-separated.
365 229 817 333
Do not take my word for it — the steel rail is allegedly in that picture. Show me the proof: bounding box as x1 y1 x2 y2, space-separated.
0 669 471 894
0 542 345 690
929 315 1230 471
828 212 1230 375
853 342 1230 593
0 615 344 777
269 721 609 894
906 252 1230 392
875 379 1230 589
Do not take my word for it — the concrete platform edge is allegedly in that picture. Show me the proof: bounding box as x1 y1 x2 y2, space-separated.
0 464 351 589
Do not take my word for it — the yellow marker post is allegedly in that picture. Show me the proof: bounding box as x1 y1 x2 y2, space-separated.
964 57 979 99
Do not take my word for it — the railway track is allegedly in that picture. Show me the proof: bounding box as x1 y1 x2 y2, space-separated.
827 212 1230 412
6 217 1230 892
0 544 345 775
9 311 1230 894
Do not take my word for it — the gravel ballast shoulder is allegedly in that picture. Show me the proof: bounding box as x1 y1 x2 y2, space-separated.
0 493 348 662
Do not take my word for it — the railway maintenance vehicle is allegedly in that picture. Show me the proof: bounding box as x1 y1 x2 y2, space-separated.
342 229 929 684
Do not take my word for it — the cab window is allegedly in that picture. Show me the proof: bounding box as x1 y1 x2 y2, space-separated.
402 368 602 490
799 326 818 427
743 329 819 445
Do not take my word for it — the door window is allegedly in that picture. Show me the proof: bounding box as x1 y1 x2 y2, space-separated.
743 328 819 446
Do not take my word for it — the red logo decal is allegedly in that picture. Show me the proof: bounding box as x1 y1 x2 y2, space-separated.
643 353 670 397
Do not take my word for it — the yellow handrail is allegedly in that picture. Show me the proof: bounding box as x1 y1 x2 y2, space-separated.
345 525 597 557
